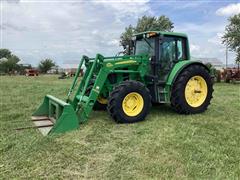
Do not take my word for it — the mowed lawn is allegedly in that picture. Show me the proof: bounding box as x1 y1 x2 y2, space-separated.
0 75 239 179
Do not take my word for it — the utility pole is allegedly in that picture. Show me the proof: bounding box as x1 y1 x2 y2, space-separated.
226 46 228 69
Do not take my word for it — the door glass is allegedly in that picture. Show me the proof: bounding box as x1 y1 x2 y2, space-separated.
160 37 176 69
177 38 187 60
177 39 183 60
159 36 187 81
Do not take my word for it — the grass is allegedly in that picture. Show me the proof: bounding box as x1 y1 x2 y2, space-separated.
0 75 240 179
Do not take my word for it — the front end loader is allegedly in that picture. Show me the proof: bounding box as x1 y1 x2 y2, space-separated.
31 31 213 135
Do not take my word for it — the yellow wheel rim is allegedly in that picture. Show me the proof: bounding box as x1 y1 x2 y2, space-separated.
122 92 144 117
185 75 208 107
97 96 108 105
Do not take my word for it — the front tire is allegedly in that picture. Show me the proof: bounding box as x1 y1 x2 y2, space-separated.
171 65 213 114
107 80 151 123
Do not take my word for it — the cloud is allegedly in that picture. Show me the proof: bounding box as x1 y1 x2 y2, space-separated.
93 0 151 16
190 44 200 53
2 0 151 66
207 32 224 45
175 22 225 35
2 0 20 3
92 0 151 23
2 0 237 66
107 39 119 46
216 3 240 16
2 1 142 66
148 0 205 11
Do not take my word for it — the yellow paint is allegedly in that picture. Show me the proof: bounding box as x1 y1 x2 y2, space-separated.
115 60 137 65
122 92 144 116
97 96 108 105
106 63 113 67
185 75 208 107
92 89 100 94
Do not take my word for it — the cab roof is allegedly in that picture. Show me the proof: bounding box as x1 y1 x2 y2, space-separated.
133 31 187 38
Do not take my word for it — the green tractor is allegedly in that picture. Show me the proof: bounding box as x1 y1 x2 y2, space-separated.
32 31 213 135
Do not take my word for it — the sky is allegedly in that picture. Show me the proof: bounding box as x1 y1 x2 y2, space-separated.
1 0 240 67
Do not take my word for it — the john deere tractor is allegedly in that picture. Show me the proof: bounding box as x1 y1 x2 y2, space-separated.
31 31 213 135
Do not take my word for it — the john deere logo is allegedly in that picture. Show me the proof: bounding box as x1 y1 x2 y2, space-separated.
106 63 113 67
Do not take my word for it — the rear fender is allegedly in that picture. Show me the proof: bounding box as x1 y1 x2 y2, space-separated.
166 60 210 86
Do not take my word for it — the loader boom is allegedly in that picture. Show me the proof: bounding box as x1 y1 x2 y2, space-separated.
32 53 150 135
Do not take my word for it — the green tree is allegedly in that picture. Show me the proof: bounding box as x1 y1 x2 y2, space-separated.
38 58 56 73
236 48 240 64
120 15 174 54
222 13 240 65
0 49 11 59
135 15 174 33
0 49 21 74
119 25 135 53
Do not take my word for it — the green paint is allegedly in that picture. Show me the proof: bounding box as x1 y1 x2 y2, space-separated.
33 95 79 134
134 31 188 38
166 60 194 86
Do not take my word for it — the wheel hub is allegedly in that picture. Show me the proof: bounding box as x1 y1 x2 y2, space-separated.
185 76 208 107
122 92 144 117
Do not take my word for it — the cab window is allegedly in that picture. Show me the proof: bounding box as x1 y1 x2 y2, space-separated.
160 36 187 63
135 37 155 56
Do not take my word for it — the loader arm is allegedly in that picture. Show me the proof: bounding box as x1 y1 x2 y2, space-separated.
71 54 149 123
32 54 149 135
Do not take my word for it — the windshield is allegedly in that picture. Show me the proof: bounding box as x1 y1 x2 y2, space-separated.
135 38 155 56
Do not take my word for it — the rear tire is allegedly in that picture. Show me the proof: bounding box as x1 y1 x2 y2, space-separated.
107 80 151 123
171 65 213 114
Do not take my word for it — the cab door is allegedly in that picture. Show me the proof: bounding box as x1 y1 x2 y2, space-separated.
158 36 187 81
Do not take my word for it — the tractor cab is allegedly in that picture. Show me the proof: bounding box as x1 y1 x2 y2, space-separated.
133 31 190 81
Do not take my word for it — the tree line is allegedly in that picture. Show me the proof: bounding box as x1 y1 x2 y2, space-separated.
0 49 56 74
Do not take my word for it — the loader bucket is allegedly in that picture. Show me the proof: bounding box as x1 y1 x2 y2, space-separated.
32 95 79 135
